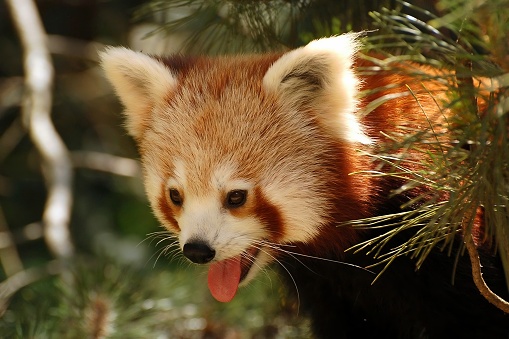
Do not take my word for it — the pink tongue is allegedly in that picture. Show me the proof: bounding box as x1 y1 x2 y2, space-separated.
207 256 241 302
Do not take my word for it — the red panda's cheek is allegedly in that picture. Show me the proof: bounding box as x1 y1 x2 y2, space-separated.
253 187 285 242
157 189 180 232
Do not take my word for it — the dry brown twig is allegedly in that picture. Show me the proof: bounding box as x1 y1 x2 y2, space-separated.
465 236 509 313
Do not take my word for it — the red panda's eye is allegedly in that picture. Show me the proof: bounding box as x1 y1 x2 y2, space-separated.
169 188 183 206
226 190 247 208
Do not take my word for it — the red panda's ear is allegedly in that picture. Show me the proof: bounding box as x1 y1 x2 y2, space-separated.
263 33 371 144
99 47 177 140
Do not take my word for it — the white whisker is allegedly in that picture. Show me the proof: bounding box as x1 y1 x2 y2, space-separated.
263 248 301 313
255 239 375 275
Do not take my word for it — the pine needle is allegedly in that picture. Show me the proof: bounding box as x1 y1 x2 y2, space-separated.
344 0 509 293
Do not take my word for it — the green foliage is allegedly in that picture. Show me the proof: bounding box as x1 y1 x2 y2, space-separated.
0 258 307 338
134 0 395 53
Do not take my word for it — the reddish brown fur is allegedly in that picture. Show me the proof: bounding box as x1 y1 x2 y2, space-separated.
158 185 180 232
101 40 508 339
253 187 286 242
150 53 451 258
292 57 451 258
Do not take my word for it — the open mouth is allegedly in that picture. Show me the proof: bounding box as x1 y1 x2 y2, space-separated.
207 245 261 303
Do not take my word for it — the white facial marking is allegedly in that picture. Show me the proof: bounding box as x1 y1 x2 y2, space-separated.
211 162 252 192
177 193 263 261
168 158 187 189
172 161 264 261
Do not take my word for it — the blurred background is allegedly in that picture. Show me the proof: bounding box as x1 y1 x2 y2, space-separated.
0 0 507 337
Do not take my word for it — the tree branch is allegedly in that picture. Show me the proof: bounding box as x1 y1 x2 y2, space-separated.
71 151 142 178
466 236 509 314
0 206 23 277
6 0 74 258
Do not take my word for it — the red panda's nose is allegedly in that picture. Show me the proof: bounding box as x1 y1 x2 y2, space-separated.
183 242 216 264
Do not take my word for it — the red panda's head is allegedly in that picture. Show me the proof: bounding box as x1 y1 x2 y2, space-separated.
100 33 371 302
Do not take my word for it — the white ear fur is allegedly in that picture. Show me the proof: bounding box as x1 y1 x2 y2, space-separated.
99 47 177 139
263 33 371 144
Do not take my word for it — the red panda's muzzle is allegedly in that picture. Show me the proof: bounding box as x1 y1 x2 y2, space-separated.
207 246 260 302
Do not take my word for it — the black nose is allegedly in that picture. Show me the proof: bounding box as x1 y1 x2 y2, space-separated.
183 242 216 264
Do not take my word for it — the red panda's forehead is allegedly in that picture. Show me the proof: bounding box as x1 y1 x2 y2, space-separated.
167 56 278 112
166 98 319 172
144 53 339 194
158 54 286 134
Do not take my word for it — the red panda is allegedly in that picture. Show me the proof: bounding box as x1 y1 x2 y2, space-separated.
100 33 509 338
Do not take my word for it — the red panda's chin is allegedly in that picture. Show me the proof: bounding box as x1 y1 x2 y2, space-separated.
240 246 261 282
207 245 261 303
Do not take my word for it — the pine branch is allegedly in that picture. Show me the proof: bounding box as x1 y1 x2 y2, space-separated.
133 0 396 54
345 0 509 300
